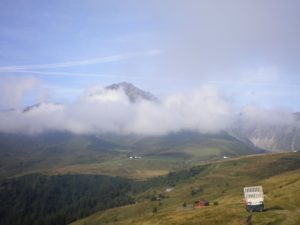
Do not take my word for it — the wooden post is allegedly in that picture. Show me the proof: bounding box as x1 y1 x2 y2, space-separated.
246 213 252 225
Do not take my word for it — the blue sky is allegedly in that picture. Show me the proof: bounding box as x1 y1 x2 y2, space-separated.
0 0 300 110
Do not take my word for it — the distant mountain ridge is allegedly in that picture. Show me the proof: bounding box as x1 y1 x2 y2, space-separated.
20 82 157 113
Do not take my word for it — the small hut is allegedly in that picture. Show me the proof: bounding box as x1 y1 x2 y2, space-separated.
193 199 209 208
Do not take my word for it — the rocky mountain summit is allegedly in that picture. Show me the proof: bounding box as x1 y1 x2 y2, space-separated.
105 82 158 103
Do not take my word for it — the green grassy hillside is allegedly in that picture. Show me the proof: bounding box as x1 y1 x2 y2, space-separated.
47 131 259 179
0 132 122 179
0 131 259 180
71 152 300 225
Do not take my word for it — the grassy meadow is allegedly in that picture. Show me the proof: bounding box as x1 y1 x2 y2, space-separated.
47 137 256 180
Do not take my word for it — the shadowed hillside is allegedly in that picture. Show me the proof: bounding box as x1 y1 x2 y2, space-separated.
0 130 260 180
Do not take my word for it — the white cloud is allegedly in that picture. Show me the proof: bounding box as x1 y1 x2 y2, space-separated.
1 76 296 136
239 105 297 127
0 84 233 136
130 87 233 135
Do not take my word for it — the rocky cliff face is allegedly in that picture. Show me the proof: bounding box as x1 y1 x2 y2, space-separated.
229 113 300 152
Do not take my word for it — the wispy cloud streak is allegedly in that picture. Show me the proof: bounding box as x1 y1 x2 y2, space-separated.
7 70 136 79
0 49 161 72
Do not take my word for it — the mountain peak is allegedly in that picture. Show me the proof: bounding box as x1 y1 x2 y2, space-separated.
105 82 158 103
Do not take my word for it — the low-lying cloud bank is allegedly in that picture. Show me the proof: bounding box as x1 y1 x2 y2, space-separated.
1 78 299 136
239 105 298 127
0 86 234 136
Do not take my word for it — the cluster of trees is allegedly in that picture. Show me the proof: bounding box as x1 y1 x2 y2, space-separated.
0 164 209 225
133 165 209 193
0 174 134 225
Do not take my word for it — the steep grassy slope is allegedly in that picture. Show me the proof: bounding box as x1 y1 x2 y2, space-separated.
0 162 209 225
71 152 300 225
